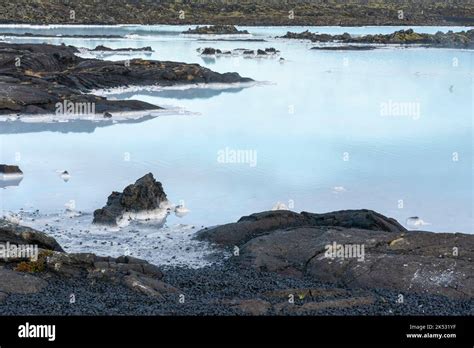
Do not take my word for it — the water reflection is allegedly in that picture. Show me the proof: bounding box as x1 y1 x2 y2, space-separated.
0 115 156 134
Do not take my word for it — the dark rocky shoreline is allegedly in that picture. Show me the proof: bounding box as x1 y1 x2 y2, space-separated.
280 29 474 49
0 1 473 26
0 42 252 116
0 207 472 315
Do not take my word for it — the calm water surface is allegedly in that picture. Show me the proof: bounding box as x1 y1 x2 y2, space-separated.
0 26 472 258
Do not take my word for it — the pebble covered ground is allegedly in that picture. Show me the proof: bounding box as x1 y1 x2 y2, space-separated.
0 261 472 316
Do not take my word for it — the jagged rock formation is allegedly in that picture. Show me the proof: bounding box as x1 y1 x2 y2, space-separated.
93 173 168 226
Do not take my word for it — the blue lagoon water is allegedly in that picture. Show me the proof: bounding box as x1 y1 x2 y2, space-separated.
0 25 472 264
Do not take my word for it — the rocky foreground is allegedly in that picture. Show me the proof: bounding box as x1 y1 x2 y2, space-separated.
0 42 252 116
280 29 474 49
0 208 472 315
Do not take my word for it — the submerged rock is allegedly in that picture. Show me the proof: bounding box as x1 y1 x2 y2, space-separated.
93 173 168 226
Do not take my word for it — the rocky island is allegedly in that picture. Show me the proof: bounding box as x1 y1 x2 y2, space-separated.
183 25 249 35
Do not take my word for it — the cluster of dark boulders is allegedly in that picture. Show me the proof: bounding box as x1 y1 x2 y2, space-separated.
197 209 473 300
280 29 474 49
0 42 252 116
0 219 178 301
199 47 280 56
93 173 168 226
183 25 249 35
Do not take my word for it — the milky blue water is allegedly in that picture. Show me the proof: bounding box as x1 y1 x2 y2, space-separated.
0 25 473 236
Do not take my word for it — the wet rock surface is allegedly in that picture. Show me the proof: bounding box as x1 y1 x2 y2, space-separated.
0 42 252 115
93 173 168 226
280 29 474 49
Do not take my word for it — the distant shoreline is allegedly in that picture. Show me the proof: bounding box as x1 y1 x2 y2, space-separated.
1 1 473 27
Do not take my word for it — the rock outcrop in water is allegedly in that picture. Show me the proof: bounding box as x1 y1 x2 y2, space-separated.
197 210 473 299
280 29 474 49
90 45 154 52
183 25 249 35
0 164 23 175
93 173 168 226
0 42 252 116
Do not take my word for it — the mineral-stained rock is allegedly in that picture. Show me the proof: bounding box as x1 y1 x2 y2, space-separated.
93 173 168 226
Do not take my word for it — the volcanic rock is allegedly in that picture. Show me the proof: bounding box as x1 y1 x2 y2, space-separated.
93 173 168 226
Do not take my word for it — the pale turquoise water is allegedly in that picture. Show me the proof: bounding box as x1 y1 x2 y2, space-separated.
0 25 473 235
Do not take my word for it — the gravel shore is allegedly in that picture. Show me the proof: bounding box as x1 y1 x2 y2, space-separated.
0 261 472 316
